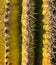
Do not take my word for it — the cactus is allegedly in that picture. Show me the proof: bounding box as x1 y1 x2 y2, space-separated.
4 0 10 65
42 0 56 65
49 0 56 65
9 0 22 65
0 0 56 65
21 0 35 65
0 0 5 65
34 0 43 65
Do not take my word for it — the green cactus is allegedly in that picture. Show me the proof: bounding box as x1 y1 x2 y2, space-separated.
0 0 5 65
9 0 22 65
42 0 56 65
0 0 56 65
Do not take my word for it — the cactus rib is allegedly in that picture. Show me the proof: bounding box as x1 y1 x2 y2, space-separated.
4 0 10 65
21 0 35 65
42 0 51 65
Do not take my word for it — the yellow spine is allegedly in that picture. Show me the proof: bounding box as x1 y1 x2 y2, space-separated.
21 0 34 65
42 0 51 65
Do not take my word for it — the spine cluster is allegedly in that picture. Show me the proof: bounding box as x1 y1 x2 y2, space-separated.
21 0 34 65
4 0 10 65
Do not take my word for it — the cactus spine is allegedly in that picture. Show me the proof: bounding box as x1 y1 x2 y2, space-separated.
49 0 56 65
42 0 51 65
21 0 35 65
42 0 56 65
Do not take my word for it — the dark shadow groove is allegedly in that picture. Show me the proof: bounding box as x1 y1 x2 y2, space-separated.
17 0 22 65
34 0 43 65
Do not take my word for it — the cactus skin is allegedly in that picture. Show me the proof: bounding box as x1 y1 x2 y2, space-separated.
9 0 22 65
21 0 35 65
42 0 51 65
0 0 5 65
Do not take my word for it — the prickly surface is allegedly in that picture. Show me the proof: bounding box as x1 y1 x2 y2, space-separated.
42 0 51 65
21 0 35 65
49 0 56 65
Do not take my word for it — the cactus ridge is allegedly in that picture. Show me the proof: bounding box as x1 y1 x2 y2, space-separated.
42 0 56 65
42 0 52 65
21 0 35 65
4 0 10 65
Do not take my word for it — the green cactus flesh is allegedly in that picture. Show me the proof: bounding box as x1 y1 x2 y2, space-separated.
9 0 22 65
0 0 5 65
0 0 22 65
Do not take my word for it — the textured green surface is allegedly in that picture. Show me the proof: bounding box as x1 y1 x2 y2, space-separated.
9 0 22 65
0 0 22 65
0 0 5 65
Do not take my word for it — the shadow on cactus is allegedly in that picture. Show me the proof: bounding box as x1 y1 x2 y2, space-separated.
9 0 22 65
34 0 43 65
